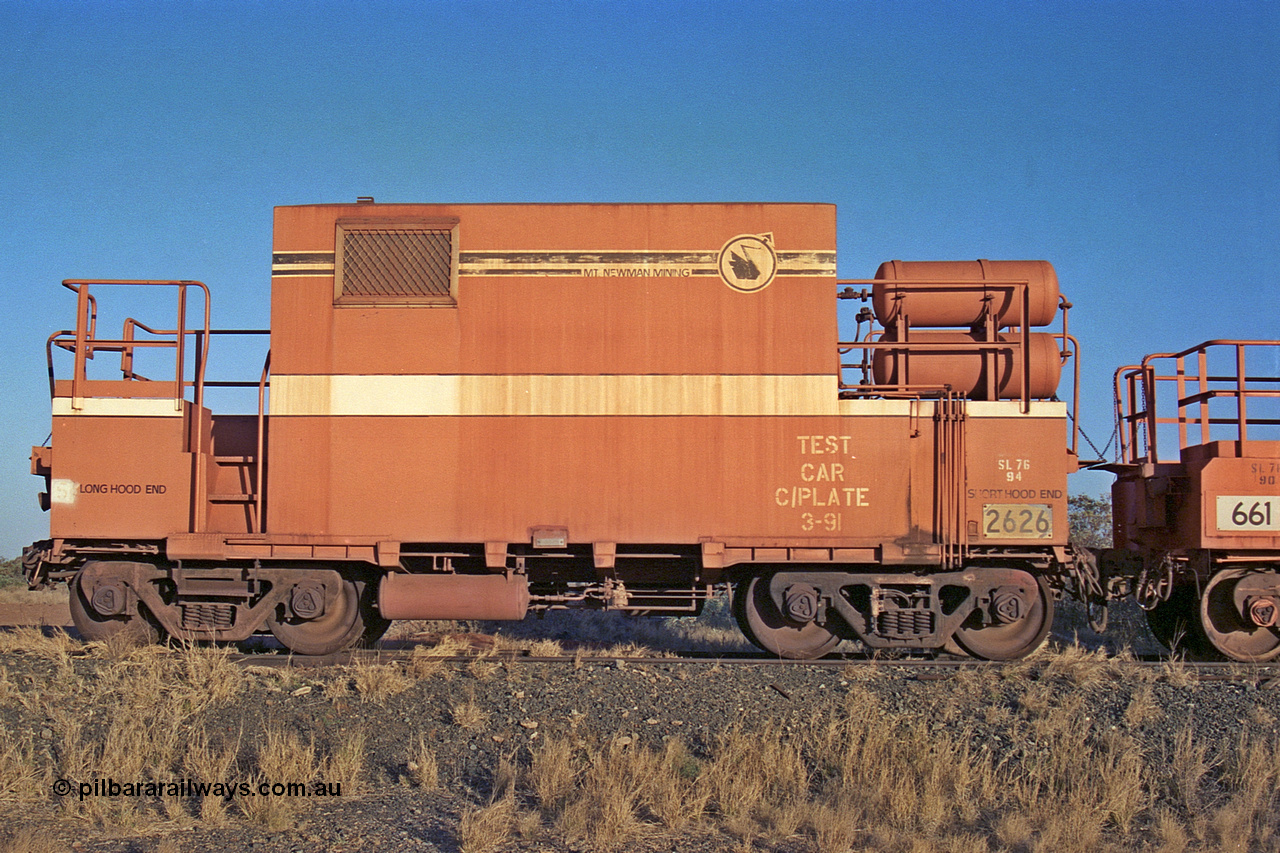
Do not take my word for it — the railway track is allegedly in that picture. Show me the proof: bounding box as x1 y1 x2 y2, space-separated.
227 644 1280 682
18 622 1278 681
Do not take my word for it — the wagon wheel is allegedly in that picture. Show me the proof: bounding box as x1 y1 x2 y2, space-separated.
355 576 392 647
732 572 841 660
267 576 368 656
1144 583 1217 659
952 575 1053 661
1199 569 1280 663
68 564 162 645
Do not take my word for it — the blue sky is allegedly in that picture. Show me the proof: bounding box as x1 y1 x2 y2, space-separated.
1 0 1278 556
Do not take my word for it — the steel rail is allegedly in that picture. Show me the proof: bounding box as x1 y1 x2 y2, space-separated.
224 646 1280 681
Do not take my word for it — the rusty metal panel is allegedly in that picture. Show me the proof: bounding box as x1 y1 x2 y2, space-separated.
961 402 1072 547
35 204 1079 571
268 412 917 545
265 202 844 542
1193 443 1280 550
205 414 261 535
1110 441 1280 553
264 400 1071 555
47 412 193 540
268 202 838 377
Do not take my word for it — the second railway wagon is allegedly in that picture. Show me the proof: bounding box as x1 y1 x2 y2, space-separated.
25 201 1091 658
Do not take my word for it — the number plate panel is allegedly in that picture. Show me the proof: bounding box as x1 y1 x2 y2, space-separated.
1215 496 1280 532
982 504 1053 539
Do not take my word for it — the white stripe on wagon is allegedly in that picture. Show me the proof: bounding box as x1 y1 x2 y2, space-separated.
52 397 184 417
269 374 842 417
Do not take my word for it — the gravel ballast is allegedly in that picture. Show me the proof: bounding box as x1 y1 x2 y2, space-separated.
0 600 1276 853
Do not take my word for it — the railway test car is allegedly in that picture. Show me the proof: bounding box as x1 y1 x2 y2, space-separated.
1102 342 1280 662
24 200 1099 659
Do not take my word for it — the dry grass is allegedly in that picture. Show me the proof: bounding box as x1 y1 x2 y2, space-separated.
1211 729 1280 850
49 644 244 828
551 738 658 847
183 728 242 825
1042 641 1124 684
406 733 439 790
0 627 79 663
450 693 490 730
524 638 564 657
406 637 471 679
351 659 414 702
458 795 516 853
0 603 1276 851
1123 683 1162 728
0 584 68 606
521 733 716 848
0 735 42 803
326 727 368 794
1166 724 1213 813
1158 655 1199 688
235 723 364 829
0 828 64 853
485 662 1280 853
527 736 575 816
237 726 321 830
0 632 367 836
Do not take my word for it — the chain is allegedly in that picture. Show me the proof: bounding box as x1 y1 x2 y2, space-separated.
1067 409 1118 462
1066 544 1109 632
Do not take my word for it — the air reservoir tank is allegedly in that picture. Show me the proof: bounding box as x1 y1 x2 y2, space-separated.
872 260 1060 329
870 330 1063 400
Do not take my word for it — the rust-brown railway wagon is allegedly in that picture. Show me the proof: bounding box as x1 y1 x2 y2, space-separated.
1101 341 1280 661
25 201 1095 658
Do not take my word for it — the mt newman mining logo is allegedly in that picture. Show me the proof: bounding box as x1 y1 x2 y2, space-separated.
443 232 827 292
718 233 778 293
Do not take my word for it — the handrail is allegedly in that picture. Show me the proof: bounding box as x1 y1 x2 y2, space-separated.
837 337 1045 399
836 276 1065 413
45 330 74 399
1061 333 1081 457
1114 340 1280 464
835 276 1078 463
256 350 271 534
58 280 211 415
48 279 275 535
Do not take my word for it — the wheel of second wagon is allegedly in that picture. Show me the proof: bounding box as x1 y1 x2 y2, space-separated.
267 575 367 656
68 563 162 645
1144 583 1217 659
1199 569 1280 663
732 572 841 660
952 574 1053 661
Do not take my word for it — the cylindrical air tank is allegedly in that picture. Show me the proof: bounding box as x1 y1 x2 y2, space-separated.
872 260 1060 329
870 330 1063 400
378 573 531 621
